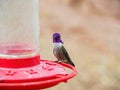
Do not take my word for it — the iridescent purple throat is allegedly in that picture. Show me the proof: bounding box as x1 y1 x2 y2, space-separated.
53 39 63 43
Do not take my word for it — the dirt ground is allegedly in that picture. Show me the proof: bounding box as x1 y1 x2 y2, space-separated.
40 0 120 90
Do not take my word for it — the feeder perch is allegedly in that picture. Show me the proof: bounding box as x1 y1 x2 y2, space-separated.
0 0 77 90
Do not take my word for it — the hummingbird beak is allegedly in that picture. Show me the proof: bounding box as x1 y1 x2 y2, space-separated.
61 40 64 44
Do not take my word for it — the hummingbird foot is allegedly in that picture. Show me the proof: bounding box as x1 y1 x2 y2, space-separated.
54 60 60 63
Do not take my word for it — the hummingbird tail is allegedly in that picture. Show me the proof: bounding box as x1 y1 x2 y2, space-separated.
66 60 75 67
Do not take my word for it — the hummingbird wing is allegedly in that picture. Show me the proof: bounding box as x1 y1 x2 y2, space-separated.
61 46 75 67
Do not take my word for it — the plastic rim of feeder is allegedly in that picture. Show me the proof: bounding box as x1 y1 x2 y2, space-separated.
0 55 77 90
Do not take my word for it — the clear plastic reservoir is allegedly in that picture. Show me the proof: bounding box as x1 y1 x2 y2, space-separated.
0 0 40 58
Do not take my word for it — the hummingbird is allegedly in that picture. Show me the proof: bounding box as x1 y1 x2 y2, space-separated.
53 33 75 67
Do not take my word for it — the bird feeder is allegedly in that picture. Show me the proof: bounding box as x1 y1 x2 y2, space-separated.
0 0 77 90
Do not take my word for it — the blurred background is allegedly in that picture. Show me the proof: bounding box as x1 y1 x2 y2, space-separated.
40 0 120 90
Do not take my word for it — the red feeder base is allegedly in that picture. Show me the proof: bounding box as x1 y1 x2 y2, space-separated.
0 55 77 90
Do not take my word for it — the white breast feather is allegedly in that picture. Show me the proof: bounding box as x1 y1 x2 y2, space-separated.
53 43 62 47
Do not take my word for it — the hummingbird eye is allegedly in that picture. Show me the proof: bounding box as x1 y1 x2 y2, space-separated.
56 35 60 38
